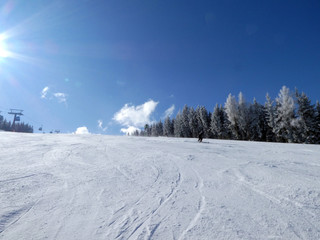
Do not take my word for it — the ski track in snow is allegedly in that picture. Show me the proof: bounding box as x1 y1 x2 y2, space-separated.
178 169 206 240
1 132 320 239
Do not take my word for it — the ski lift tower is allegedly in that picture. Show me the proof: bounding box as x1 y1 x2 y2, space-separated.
8 109 23 131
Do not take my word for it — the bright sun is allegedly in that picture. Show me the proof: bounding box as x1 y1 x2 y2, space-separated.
0 35 9 58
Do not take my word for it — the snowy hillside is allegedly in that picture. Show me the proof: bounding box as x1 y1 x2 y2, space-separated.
1 132 320 240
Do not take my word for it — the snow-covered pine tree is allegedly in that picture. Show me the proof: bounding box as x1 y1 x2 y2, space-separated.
139 129 145 136
163 116 174 137
171 118 175 136
132 130 140 136
181 105 192 137
174 111 183 137
212 104 230 139
248 98 266 141
274 86 296 143
264 93 276 142
151 123 158 136
210 104 219 138
195 106 204 136
197 106 210 138
238 92 250 140
295 90 318 143
315 101 320 143
144 124 151 136
202 106 211 137
225 93 240 140
156 120 164 136
188 107 199 138
221 106 232 139
211 104 225 139
258 102 268 141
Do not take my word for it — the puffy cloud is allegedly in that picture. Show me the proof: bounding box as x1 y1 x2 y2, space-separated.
113 99 159 128
163 104 175 118
98 120 103 129
97 120 108 132
120 126 140 135
41 86 49 99
41 86 68 105
53 92 67 103
75 126 90 134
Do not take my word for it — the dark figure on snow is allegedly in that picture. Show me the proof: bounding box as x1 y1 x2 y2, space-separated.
198 131 204 143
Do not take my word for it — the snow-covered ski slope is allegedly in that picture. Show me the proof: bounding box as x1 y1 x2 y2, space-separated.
1 132 320 240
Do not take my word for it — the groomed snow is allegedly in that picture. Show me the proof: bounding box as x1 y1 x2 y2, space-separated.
1 132 320 239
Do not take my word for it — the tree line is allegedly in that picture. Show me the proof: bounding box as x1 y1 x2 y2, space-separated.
133 86 320 144
0 114 33 133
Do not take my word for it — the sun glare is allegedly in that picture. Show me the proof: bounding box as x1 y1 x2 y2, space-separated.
0 33 11 58
0 39 9 58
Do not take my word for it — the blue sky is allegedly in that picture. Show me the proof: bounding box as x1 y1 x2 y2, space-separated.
0 0 319 134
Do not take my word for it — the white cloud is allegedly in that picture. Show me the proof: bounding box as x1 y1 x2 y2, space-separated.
97 120 108 132
41 86 68 105
75 126 90 134
98 120 103 128
120 126 140 135
113 99 159 129
41 86 49 99
163 104 175 118
53 92 67 103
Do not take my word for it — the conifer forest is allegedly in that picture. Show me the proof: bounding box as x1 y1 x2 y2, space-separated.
135 86 320 144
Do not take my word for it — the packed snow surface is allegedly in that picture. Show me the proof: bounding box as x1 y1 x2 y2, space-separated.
1 133 320 240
